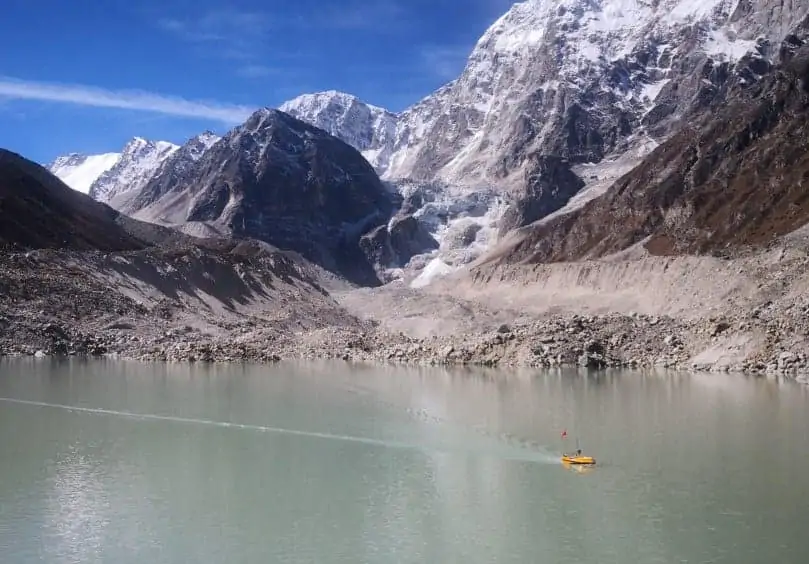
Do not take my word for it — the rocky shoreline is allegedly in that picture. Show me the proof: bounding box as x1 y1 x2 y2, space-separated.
3 311 807 385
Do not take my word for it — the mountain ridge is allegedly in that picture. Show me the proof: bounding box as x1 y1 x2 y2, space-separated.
43 0 809 288
124 108 395 286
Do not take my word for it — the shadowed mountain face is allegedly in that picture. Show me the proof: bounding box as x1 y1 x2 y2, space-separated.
127 109 395 286
0 149 145 252
496 39 809 265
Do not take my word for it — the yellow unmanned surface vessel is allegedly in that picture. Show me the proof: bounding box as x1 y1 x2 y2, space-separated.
560 433 596 466
561 453 596 465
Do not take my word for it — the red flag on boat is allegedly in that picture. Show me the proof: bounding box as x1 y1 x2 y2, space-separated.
561 429 567 438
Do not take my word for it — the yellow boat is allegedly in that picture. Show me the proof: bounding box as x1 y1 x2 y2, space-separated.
560 432 595 466
561 454 596 465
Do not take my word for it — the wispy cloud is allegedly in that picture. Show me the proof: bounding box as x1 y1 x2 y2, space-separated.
158 9 274 78
0 77 254 123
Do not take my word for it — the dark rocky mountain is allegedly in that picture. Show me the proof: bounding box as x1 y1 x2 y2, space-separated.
493 35 809 265
0 149 145 252
127 109 396 285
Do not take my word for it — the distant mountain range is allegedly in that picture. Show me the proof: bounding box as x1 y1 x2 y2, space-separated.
44 0 809 287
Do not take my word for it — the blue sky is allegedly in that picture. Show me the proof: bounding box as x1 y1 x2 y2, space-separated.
0 0 512 164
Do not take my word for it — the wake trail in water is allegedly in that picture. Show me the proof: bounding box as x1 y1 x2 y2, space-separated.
0 397 558 464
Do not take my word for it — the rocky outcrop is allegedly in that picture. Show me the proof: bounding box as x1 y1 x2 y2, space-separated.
359 213 439 277
0 149 145 252
498 156 585 235
128 109 395 286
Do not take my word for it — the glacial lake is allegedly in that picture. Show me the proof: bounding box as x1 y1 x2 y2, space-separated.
1 359 808 563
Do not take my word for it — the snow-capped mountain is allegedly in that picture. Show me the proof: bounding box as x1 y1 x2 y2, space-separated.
112 131 221 213
279 91 398 175
274 0 808 286
47 152 120 194
375 0 804 188
48 133 222 209
89 138 179 203
282 0 806 192
45 0 809 288
48 138 178 202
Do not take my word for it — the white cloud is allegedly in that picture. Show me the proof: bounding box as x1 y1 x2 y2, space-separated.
0 77 254 124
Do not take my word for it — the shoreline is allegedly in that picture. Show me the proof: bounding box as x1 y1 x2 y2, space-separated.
2 247 809 385
2 312 807 384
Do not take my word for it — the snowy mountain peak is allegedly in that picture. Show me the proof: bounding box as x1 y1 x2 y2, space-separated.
49 153 83 167
281 90 393 116
379 0 802 185
110 131 223 214
195 130 221 145
120 137 178 159
279 91 398 174
81 137 178 203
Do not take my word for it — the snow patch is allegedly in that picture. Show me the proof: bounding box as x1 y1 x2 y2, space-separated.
537 134 660 228
666 0 727 23
704 28 757 61
49 153 120 194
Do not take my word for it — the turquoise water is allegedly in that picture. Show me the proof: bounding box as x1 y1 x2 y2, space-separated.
1 359 808 563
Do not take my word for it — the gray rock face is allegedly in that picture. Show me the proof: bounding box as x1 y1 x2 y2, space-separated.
128 109 395 286
389 216 439 263
359 212 439 279
498 156 585 235
441 219 482 252
495 38 809 265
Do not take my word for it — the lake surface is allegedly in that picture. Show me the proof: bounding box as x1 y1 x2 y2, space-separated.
1 360 808 563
